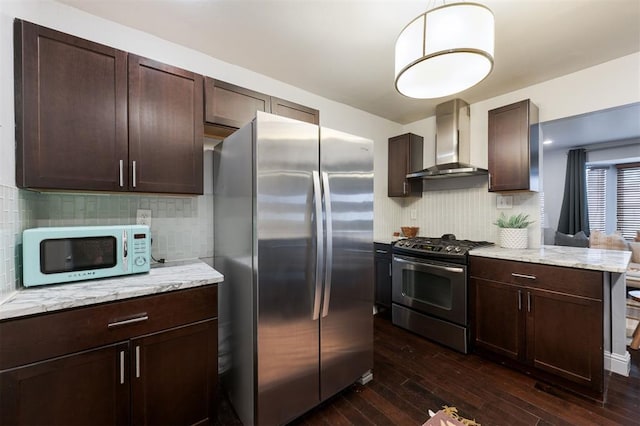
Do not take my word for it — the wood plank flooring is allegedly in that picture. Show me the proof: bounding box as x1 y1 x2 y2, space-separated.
215 313 640 426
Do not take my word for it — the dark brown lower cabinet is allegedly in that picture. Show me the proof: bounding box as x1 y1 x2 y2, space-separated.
374 243 392 309
0 343 130 426
0 286 218 426
132 320 217 426
470 256 603 400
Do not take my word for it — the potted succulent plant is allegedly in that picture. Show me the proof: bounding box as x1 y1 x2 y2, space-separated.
494 212 535 249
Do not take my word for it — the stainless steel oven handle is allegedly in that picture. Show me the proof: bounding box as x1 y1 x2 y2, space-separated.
312 171 324 321
393 257 464 274
321 171 333 318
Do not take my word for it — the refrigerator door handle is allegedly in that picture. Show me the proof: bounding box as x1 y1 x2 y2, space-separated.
312 170 324 321
321 171 334 318
321 171 333 318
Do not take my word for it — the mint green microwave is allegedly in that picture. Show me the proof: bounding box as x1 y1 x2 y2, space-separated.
23 225 151 287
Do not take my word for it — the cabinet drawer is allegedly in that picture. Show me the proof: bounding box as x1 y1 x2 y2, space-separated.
374 243 392 258
0 285 217 370
470 257 602 300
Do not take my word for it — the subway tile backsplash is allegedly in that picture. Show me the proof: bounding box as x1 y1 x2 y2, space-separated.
0 185 36 300
34 193 214 263
0 186 213 298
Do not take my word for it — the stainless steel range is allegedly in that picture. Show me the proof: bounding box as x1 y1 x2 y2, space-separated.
391 234 492 353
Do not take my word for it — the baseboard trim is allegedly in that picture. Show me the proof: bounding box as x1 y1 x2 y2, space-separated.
605 350 631 377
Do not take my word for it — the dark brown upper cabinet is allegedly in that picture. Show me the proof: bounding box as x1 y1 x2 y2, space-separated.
487 99 540 192
204 79 320 138
14 19 128 192
14 20 204 195
388 133 423 198
204 78 270 137
270 97 319 125
128 55 203 194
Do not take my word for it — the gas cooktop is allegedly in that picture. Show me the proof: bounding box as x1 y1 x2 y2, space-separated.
393 234 493 257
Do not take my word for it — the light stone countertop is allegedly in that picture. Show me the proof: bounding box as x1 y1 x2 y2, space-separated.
470 245 631 273
0 259 224 321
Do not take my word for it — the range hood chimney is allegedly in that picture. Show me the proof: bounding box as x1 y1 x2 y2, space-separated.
407 99 487 179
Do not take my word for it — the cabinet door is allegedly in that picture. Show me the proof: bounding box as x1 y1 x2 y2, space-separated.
131 319 217 426
204 78 270 130
128 55 204 194
473 278 524 361
374 245 392 309
14 20 128 191
388 134 422 197
270 97 320 124
527 289 603 392
487 100 532 191
0 342 129 426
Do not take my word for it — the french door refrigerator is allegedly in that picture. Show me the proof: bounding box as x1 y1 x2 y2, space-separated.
214 112 373 426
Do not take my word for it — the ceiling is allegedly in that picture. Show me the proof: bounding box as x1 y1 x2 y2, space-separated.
58 0 640 125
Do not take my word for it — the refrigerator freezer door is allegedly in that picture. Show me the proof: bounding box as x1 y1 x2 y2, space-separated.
255 112 321 426
319 127 374 401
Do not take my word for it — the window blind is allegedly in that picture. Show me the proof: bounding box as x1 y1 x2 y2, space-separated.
616 163 640 240
586 167 606 233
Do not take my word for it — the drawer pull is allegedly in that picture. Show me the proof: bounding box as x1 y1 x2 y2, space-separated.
108 314 149 328
375 249 388 254
511 273 536 280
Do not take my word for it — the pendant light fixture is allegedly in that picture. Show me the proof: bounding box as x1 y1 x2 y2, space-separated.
394 1 495 99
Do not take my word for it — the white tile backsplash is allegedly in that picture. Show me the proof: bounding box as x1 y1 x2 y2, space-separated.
374 178 542 246
0 185 35 300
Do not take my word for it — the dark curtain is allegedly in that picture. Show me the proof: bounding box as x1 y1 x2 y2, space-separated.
557 148 590 235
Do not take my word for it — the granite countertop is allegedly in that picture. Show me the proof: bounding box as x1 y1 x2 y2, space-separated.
470 245 631 273
0 259 224 321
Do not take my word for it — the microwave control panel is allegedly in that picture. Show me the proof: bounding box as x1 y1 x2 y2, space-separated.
131 229 151 273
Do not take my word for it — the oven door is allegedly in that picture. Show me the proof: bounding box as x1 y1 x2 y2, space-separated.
392 254 467 325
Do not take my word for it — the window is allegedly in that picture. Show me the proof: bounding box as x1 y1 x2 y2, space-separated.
616 163 640 240
586 167 606 233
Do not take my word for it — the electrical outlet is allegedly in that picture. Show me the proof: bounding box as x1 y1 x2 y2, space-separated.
410 208 417 220
496 195 513 209
136 209 152 227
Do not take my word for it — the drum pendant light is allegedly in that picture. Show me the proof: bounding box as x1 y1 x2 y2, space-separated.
394 2 495 99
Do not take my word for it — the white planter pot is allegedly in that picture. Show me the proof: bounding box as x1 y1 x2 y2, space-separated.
500 228 529 249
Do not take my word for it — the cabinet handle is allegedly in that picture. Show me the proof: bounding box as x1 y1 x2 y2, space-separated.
108 314 149 328
488 172 492 189
518 290 522 311
132 160 137 188
119 350 125 384
375 249 388 254
388 263 392 277
527 292 531 312
119 160 124 187
403 181 407 195
511 273 536 280
135 345 141 378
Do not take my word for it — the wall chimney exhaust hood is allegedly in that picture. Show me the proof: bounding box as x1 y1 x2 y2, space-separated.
406 99 487 179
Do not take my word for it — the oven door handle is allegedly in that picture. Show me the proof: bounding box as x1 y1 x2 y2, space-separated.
394 257 464 274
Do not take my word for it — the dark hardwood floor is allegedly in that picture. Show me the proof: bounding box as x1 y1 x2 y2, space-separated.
216 312 640 426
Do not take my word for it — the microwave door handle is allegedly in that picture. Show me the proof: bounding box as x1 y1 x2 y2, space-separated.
122 230 128 272
394 257 464 274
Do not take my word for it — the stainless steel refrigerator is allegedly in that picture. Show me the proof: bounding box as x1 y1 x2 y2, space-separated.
213 111 374 426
